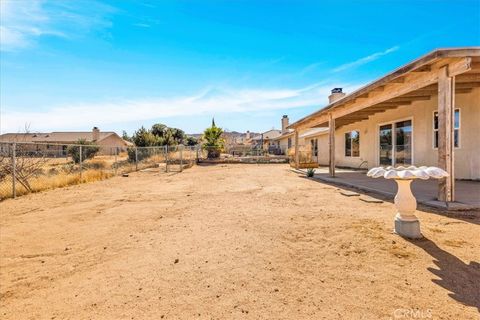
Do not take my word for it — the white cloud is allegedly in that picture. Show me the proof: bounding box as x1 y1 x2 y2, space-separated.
1 82 362 133
0 0 115 51
333 46 399 72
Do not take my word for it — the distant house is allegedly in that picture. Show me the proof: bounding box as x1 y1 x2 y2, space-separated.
249 129 282 151
270 115 307 155
0 127 132 156
223 131 259 146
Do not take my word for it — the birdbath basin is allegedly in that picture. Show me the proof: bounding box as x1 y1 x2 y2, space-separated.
367 166 449 239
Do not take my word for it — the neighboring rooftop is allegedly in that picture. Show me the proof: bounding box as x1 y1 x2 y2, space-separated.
0 127 131 145
250 129 282 141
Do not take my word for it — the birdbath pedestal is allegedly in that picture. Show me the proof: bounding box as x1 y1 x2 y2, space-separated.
367 166 449 239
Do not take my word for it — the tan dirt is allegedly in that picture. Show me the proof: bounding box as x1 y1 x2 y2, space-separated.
1 164 479 319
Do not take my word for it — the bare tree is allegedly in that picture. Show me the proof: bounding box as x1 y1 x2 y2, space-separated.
0 127 49 193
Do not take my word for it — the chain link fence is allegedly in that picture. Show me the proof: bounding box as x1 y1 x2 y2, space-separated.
199 145 289 164
0 142 200 200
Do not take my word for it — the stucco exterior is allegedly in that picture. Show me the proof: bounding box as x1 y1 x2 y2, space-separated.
305 87 480 179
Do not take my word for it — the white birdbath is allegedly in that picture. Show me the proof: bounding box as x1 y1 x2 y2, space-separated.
367 166 449 239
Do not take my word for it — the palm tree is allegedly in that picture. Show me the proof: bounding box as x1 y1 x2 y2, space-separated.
202 121 224 158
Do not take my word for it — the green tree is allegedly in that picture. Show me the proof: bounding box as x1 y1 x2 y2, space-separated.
149 123 185 145
67 139 100 163
202 122 224 158
122 130 132 142
132 126 159 147
185 136 198 146
151 123 167 137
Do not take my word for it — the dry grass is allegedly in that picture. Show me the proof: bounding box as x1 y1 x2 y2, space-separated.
0 151 197 200
0 169 113 199
0 157 116 199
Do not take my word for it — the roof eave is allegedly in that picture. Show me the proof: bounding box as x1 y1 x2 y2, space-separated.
288 47 480 129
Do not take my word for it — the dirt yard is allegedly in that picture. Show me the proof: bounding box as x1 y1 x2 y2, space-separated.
1 164 479 319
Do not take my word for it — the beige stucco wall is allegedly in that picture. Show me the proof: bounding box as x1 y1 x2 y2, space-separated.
97 134 128 155
308 87 480 179
276 134 304 155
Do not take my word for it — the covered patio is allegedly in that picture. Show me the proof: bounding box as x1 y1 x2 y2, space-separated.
289 48 480 206
296 167 480 210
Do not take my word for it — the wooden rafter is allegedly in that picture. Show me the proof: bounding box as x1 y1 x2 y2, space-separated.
292 56 472 131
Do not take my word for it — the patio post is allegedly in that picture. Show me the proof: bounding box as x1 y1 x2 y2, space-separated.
294 130 299 169
437 65 455 202
328 113 335 177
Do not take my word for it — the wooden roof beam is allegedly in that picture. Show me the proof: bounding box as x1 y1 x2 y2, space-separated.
371 86 385 92
390 77 405 83
389 96 432 103
292 57 472 131
399 93 434 98
455 81 480 88
412 65 432 72
456 73 480 82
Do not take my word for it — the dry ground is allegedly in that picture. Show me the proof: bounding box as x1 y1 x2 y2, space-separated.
1 164 479 319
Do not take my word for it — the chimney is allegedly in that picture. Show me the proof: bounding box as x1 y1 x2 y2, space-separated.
281 115 289 134
92 127 100 141
245 130 251 140
328 88 346 104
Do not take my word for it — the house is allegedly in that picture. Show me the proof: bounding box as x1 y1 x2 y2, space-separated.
288 47 480 202
299 127 329 163
249 129 282 151
223 130 259 146
0 127 132 156
269 115 295 155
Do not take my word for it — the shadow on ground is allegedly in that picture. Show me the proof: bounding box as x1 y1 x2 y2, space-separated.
408 237 480 312
298 174 480 226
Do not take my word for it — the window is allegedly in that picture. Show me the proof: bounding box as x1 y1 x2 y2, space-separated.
433 109 460 148
345 130 360 157
287 137 292 149
310 138 318 157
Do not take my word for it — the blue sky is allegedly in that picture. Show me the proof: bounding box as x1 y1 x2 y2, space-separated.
1 0 479 135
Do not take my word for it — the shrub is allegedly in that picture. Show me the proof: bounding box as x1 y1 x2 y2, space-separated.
127 147 157 162
84 160 107 170
306 168 315 177
67 139 99 163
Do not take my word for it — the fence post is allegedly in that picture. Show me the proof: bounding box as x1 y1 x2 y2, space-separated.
11 143 16 199
180 145 183 172
79 145 83 180
196 145 199 164
165 145 169 173
135 147 138 171
114 147 118 175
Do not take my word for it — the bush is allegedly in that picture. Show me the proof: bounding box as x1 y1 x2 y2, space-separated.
67 139 99 164
84 160 107 170
127 147 160 162
306 168 315 177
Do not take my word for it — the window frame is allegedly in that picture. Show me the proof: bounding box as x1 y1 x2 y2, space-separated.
433 108 460 149
376 116 414 167
310 138 318 157
344 130 360 158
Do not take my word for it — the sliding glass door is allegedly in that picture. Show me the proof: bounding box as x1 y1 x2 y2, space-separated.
379 124 393 165
379 120 412 166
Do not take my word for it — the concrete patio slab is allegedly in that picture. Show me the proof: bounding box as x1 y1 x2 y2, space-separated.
340 190 360 197
359 195 384 203
294 167 480 211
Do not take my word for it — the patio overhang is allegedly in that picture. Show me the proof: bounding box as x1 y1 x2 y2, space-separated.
288 48 480 131
288 47 480 202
